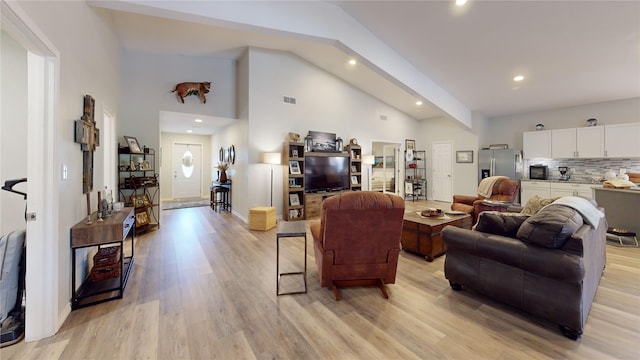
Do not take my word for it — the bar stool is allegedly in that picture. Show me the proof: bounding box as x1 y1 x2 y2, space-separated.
212 186 230 212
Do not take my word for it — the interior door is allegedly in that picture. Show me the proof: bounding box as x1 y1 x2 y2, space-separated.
431 142 453 202
172 143 202 199
382 144 401 195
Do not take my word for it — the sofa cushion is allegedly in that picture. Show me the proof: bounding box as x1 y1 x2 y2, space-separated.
473 211 530 238
520 195 558 215
517 204 583 248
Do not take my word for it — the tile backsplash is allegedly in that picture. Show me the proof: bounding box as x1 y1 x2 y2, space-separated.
523 158 640 182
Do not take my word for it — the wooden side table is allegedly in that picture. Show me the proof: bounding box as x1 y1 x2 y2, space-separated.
276 221 307 295
70 207 135 309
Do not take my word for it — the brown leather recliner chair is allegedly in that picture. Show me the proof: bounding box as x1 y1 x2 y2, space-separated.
451 177 519 223
310 191 405 300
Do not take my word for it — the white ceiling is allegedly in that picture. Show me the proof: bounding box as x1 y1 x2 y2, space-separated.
95 1 640 135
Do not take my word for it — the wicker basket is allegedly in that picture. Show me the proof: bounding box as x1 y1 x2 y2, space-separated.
90 262 121 282
93 246 121 266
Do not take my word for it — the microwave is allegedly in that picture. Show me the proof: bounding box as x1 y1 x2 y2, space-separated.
529 165 549 180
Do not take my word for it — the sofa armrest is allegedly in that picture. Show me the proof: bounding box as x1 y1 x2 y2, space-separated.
453 194 480 206
442 226 584 282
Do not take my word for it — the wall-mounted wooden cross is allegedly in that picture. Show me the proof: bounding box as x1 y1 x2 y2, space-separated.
74 95 99 194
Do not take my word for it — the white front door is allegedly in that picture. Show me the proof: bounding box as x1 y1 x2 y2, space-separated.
172 143 202 199
431 142 453 202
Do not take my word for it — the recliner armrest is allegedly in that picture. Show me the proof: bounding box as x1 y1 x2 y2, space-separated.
453 194 480 205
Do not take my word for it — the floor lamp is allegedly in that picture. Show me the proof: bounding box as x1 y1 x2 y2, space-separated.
362 155 375 191
262 152 281 207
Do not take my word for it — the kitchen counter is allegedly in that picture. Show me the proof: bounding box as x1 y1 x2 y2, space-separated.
520 179 603 186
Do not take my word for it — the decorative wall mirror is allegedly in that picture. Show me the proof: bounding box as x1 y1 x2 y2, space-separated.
229 145 236 164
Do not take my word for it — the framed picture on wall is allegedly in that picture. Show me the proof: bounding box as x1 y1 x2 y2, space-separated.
456 150 474 163
405 139 415 151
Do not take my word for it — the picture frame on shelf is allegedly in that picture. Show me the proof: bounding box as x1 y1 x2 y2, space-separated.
405 139 415 151
351 175 358 185
134 208 150 227
289 160 301 174
130 193 151 208
456 150 474 163
289 193 300 206
124 136 143 154
140 161 152 171
351 165 358 173
291 149 298 157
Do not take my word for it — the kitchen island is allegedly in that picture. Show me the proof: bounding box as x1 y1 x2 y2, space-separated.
593 187 640 238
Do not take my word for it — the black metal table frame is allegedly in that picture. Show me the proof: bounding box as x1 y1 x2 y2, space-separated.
276 221 307 295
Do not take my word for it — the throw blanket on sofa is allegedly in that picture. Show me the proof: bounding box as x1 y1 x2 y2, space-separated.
547 196 604 228
477 176 507 198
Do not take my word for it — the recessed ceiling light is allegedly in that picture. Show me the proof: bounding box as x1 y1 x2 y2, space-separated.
194 118 203 123
416 101 423 106
348 59 357 65
513 75 525 82
456 0 468 6
186 130 193 133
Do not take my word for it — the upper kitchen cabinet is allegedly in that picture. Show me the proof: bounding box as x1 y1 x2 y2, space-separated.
604 123 640 158
523 130 551 159
551 127 604 158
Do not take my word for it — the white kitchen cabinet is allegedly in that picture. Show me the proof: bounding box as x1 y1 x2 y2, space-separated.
576 126 605 158
551 127 604 158
550 183 597 199
551 128 577 158
520 180 551 205
523 130 551 159
604 123 640 158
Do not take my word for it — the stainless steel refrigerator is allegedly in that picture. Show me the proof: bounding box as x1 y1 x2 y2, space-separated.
478 149 516 184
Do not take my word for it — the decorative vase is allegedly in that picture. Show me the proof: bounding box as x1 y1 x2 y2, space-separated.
219 169 228 183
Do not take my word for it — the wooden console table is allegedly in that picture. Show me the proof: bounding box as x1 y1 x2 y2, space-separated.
70 207 135 309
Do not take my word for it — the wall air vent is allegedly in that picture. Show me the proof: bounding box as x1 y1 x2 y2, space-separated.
283 96 297 105
380 115 388 121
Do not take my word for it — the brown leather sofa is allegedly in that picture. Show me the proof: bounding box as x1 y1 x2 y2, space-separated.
310 191 405 300
442 201 607 339
451 177 519 223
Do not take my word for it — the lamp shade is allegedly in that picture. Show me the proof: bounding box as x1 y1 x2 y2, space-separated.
262 152 281 165
362 155 375 165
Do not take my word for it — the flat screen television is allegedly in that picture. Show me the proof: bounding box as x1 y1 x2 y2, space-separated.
305 155 350 192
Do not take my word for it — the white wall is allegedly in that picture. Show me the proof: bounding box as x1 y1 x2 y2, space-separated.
160 132 212 200
243 48 420 216
486 97 640 150
17 0 121 333
120 50 236 157
1 31 28 233
419 117 479 198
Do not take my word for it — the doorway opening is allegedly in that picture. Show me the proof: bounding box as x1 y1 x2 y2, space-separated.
370 141 401 196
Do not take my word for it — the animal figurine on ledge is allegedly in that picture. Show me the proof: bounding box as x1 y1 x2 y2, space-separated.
172 82 212 104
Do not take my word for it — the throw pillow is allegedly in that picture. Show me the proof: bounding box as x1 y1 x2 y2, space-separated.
520 195 558 215
474 211 530 238
516 204 583 248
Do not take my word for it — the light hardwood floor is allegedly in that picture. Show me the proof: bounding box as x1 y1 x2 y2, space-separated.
2 199 639 359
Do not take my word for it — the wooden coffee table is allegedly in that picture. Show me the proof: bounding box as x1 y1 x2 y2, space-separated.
401 212 472 261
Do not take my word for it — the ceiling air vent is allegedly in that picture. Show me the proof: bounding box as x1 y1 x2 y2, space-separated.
283 96 297 105
379 115 388 121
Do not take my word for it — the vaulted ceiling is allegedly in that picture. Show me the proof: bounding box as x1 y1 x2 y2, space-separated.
91 1 640 134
